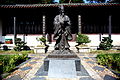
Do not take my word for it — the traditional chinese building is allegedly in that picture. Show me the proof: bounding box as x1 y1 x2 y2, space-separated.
0 3 120 46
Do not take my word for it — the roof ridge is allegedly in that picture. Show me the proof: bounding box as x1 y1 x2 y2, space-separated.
0 3 120 8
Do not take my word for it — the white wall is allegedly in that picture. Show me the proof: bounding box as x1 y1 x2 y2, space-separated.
111 34 120 46
4 34 120 47
5 34 43 46
87 34 120 46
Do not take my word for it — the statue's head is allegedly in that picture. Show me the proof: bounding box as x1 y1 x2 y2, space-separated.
59 5 64 15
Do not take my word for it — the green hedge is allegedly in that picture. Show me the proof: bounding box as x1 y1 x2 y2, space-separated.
0 50 34 54
0 54 28 74
97 53 120 73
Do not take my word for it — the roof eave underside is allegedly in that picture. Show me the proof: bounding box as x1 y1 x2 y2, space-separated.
0 3 120 8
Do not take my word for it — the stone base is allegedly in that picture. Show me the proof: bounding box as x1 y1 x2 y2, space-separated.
47 50 79 58
44 50 81 72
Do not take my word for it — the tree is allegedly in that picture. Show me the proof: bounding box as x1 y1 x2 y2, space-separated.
60 0 84 3
71 0 84 3
0 0 53 4
0 0 85 4
86 0 106 3
76 33 91 45
99 37 113 50
108 0 120 3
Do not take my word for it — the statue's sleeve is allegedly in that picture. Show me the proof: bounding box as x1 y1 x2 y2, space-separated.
54 16 60 24
65 15 71 26
54 16 60 29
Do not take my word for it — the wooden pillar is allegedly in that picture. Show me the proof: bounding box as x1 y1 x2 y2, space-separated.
78 15 81 33
0 19 2 42
99 33 102 41
109 15 112 38
14 17 17 44
43 15 46 37
23 34 25 42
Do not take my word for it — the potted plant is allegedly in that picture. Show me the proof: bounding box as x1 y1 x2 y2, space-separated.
75 33 91 52
36 36 46 46
76 33 91 47
14 38 26 51
35 36 49 53
99 37 113 50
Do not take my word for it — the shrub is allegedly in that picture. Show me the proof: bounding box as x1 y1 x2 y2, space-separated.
36 36 46 43
76 33 91 45
97 53 120 73
0 50 34 54
99 37 113 50
14 38 26 51
0 54 28 74
36 36 46 45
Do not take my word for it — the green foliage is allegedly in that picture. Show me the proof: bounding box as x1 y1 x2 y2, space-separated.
39 37 46 42
108 0 120 3
14 38 26 51
86 0 106 3
99 37 113 50
97 53 120 73
60 0 84 3
0 54 28 74
0 50 33 54
87 0 120 3
0 0 85 4
90 49 120 54
36 36 46 43
0 0 53 4
71 0 84 3
76 33 91 45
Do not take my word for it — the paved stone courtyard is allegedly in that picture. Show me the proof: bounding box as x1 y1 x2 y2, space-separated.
4 47 118 80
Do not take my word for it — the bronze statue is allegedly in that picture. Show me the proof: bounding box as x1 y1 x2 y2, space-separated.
53 5 72 50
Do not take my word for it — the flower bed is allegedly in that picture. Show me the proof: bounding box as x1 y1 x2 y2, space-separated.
0 54 28 76
0 50 34 54
97 53 120 77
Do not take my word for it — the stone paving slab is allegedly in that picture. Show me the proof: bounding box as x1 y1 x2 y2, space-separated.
31 77 46 80
76 65 89 76
103 75 117 80
35 65 48 76
48 60 77 78
86 61 95 64
79 77 95 80
20 66 32 71
93 66 105 72
47 78 78 80
29 61 37 64
7 75 22 80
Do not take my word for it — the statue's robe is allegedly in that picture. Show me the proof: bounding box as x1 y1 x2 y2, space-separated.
53 14 72 50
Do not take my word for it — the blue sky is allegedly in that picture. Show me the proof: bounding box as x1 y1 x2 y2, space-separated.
54 0 110 3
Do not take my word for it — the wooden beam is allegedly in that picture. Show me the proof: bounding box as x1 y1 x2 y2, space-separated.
43 15 46 37
14 17 16 44
78 15 81 33
109 15 112 38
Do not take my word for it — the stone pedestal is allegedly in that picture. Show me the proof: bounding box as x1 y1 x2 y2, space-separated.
43 50 81 78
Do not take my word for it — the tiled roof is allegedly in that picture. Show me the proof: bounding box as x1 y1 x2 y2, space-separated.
0 3 120 8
